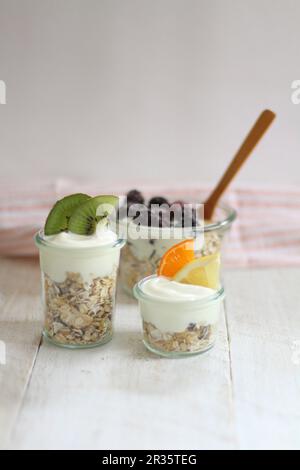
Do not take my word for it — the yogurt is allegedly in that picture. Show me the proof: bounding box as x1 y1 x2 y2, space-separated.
45 224 117 248
38 226 121 284
141 276 215 302
134 275 225 356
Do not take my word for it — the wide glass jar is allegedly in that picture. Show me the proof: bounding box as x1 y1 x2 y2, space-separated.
35 231 125 348
134 275 225 357
120 203 236 295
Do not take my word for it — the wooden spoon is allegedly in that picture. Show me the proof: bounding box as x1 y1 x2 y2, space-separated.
204 109 276 220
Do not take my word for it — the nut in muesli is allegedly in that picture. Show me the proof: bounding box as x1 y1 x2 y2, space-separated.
143 321 217 354
43 271 116 346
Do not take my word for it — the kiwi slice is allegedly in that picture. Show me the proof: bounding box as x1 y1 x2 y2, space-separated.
44 193 91 235
68 195 119 235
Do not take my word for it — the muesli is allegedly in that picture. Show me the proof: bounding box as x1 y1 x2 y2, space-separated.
143 321 217 354
43 271 116 346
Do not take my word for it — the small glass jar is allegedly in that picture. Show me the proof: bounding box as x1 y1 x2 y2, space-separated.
120 203 236 295
35 231 125 349
134 275 225 357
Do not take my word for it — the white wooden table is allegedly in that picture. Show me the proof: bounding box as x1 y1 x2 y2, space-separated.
0 257 299 450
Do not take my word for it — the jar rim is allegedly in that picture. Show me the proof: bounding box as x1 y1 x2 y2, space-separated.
34 229 126 253
133 274 225 306
201 202 237 232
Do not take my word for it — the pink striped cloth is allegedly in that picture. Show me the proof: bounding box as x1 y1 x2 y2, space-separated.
0 179 299 268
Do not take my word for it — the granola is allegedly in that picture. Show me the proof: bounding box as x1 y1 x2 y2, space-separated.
43 271 116 346
120 243 159 293
201 231 222 256
143 320 217 354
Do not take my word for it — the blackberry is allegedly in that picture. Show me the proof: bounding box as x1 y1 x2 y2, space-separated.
126 189 145 205
148 196 169 208
126 189 145 216
149 205 172 227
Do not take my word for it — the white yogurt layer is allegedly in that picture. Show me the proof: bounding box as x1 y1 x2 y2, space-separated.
141 276 215 301
40 226 120 283
137 276 222 332
45 224 117 248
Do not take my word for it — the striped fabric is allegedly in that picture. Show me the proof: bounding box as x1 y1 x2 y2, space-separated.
0 179 299 267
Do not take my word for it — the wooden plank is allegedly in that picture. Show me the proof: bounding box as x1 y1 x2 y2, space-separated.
223 268 300 450
4 261 300 449
0 257 42 450
9 289 236 450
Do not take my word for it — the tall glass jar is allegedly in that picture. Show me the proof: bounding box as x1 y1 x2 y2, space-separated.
35 231 125 348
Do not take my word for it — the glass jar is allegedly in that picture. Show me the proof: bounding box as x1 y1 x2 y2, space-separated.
35 231 125 348
134 275 225 357
120 203 236 295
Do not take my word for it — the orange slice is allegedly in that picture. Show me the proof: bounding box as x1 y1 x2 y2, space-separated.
157 239 197 277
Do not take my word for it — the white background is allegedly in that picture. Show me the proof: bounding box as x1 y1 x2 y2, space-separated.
0 0 299 187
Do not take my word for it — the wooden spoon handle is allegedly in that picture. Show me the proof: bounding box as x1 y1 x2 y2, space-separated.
204 109 276 220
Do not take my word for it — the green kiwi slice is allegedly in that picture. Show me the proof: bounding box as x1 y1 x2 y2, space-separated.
68 195 119 235
44 193 91 235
